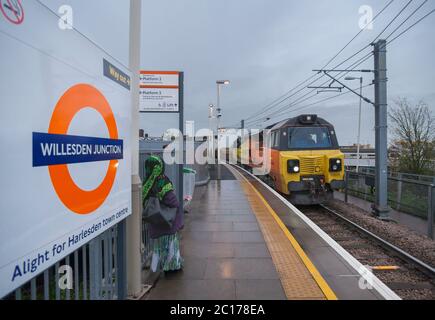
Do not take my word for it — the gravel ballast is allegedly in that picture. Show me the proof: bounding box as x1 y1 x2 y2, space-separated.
327 198 435 268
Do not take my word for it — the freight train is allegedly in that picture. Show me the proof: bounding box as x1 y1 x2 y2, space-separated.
237 114 345 205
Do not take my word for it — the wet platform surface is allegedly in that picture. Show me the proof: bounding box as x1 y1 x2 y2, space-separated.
146 166 286 300
146 165 386 300
231 166 385 300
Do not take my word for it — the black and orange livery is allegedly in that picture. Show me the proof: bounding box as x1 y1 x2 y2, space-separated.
238 115 345 205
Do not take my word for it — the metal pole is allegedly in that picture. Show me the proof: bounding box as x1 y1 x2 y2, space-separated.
345 171 349 203
356 77 362 172
208 104 214 165
178 72 184 209
373 40 389 219
241 119 244 130
126 0 143 298
428 185 434 239
217 84 221 180
116 221 127 299
396 173 403 211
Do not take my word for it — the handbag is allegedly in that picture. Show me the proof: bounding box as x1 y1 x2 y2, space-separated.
143 196 177 228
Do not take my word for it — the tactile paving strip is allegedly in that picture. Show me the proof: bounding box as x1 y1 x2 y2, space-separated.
227 166 331 300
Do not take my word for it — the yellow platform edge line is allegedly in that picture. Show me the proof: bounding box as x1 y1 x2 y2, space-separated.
229 165 338 300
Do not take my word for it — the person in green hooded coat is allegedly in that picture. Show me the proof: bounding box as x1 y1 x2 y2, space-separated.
143 155 184 272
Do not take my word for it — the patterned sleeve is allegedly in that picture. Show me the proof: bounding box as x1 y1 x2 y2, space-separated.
162 190 180 208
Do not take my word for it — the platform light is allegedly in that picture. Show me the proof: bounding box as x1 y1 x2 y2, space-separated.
216 80 230 85
216 80 231 180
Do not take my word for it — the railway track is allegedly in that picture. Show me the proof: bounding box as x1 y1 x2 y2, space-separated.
231 163 434 299
300 204 435 300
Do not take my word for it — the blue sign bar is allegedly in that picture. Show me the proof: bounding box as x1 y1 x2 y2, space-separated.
32 132 123 167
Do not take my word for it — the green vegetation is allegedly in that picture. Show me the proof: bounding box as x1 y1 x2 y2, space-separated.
347 179 428 219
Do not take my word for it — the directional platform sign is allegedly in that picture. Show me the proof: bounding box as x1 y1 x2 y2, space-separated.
0 1 131 297
139 71 180 112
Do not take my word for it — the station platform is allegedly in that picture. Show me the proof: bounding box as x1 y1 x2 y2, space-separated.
145 165 395 300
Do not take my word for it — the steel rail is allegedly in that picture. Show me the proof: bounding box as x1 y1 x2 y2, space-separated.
319 204 435 279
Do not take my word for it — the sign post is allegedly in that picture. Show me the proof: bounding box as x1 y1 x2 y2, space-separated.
140 71 181 113
140 71 185 210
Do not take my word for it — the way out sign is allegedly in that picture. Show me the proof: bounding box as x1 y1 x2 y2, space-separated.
139 71 180 113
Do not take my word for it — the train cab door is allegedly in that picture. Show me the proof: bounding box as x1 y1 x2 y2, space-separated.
269 130 281 190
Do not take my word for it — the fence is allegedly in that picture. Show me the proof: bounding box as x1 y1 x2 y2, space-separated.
6 139 206 298
344 170 435 239
4 222 126 300
357 167 435 184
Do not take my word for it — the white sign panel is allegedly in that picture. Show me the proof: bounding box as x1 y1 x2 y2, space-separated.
140 71 180 112
0 1 132 297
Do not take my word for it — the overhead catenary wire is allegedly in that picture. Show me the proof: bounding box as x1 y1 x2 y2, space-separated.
244 51 374 126
384 0 429 40
245 47 379 126
370 0 415 43
275 83 374 121
246 83 375 130
242 74 319 122
243 47 374 125
388 7 435 44
243 37 378 125
243 0 434 128
239 0 397 125
319 0 395 71
242 48 372 126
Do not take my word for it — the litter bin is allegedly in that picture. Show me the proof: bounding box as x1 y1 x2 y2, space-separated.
183 167 196 209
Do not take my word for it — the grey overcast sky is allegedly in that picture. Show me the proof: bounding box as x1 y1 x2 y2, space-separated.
41 0 435 146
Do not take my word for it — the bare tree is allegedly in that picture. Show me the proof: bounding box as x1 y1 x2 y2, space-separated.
389 98 435 175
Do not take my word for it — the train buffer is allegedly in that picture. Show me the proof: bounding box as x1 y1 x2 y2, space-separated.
144 164 400 300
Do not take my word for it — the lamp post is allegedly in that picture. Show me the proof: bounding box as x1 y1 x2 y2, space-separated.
125 0 143 299
216 80 230 180
208 104 215 164
345 76 363 172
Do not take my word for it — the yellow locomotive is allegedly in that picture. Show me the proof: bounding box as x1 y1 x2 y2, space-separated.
238 114 345 205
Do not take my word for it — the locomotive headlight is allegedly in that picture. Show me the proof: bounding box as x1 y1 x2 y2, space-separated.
329 158 342 172
287 160 300 173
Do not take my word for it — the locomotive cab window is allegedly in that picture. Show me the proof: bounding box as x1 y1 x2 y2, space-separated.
274 131 280 147
271 131 280 148
288 127 334 149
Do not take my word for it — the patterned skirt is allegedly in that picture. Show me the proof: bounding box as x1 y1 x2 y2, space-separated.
151 232 183 272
